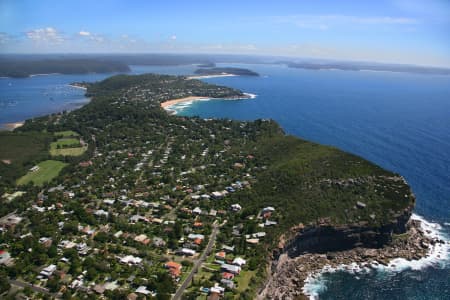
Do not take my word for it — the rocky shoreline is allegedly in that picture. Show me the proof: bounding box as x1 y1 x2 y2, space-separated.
258 218 447 299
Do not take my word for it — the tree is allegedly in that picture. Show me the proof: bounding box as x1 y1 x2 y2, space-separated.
0 272 10 294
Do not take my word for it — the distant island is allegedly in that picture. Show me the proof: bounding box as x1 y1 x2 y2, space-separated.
286 61 450 75
193 67 259 77
0 58 130 78
197 62 216 68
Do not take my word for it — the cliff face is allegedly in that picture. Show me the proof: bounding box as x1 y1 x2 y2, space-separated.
258 204 438 300
281 206 413 258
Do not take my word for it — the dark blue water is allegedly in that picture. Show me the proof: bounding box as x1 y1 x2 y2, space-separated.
1 64 449 298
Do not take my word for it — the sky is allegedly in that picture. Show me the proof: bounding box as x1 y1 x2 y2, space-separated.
0 0 449 67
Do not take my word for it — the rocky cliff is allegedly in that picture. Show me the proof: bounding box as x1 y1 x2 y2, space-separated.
283 206 413 258
258 204 444 300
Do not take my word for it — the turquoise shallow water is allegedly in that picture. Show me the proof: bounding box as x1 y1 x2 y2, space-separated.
1 64 450 299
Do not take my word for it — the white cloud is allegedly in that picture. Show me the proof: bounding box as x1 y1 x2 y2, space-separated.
79 31 91 36
170 35 177 40
0 32 12 44
26 27 64 43
269 14 418 30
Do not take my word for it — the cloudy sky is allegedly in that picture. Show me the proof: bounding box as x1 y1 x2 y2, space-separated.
1 0 449 67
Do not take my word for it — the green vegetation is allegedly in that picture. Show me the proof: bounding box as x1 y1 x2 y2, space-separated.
0 131 52 186
0 132 51 164
194 67 259 76
236 270 256 293
50 137 86 156
0 59 130 78
16 160 68 186
54 130 79 138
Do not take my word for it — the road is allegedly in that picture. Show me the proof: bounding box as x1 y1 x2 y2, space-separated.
9 279 52 295
172 222 219 300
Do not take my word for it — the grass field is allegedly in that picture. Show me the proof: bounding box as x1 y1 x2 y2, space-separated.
50 137 86 156
235 270 256 293
50 147 87 156
54 130 79 138
17 160 68 186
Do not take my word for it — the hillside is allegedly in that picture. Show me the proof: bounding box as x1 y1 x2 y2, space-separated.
0 59 130 78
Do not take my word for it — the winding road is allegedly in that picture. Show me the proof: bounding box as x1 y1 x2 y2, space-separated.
172 222 219 300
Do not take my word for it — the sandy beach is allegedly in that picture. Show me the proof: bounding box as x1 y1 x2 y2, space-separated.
160 96 211 109
160 93 256 113
187 74 237 80
68 84 87 90
2 121 24 131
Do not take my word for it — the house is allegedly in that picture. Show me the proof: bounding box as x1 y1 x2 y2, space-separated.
210 283 225 295
233 162 244 169
246 238 259 244
0 250 14 266
134 234 151 245
129 215 149 223
93 284 106 294
180 248 196 256
221 278 235 289
39 237 52 248
40 264 57 277
222 272 234 280
79 160 93 167
193 221 203 228
222 245 235 253
104 281 119 291
120 255 142 265
211 191 224 199
0 213 23 229
103 199 115 205
262 206 275 213
135 286 151 295
151 218 163 224
188 233 205 241
265 220 278 226
77 243 90 255
252 232 266 238
165 261 182 277
357 201 367 209
153 237 166 247
193 207 202 214
127 293 138 300
94 209 109 217
232 257 246 266
230 204 242 212
30 165 40 172
221 263 241 274
215 251 226 260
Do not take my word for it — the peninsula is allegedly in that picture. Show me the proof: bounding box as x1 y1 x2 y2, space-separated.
0 58 130 78
193 67 260 77
0 74 438 299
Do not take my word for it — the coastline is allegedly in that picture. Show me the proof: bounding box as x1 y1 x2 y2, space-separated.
259 214 449 299
1 121 24 131
68 84 88 90
303 214 450 299
187 74 237 80
160 93 256 114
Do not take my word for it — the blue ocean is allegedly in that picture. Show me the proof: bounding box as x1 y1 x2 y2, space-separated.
1 64 449 299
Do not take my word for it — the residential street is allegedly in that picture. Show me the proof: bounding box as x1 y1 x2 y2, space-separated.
172 222 219 300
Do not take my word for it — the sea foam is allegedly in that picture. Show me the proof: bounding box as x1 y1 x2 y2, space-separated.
303 214 450 299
